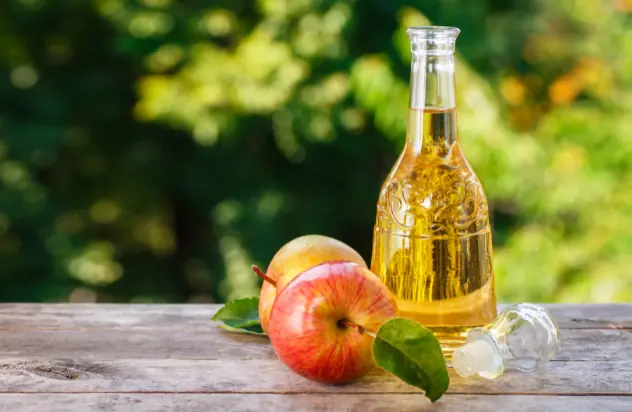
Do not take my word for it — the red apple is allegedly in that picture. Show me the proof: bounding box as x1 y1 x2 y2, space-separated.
256 235 367 333
268 261 398 384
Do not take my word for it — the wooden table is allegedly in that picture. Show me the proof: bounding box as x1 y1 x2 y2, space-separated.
0 304 630 411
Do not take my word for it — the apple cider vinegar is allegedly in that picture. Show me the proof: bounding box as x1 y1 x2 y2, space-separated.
371 27 496 354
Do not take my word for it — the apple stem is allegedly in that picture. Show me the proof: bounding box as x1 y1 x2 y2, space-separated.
339 320 377 338
339 321 364 334
251 265 276 286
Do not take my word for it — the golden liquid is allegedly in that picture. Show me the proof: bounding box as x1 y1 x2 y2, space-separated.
371 108 496 354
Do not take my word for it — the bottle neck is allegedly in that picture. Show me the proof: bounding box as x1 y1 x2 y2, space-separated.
407 31 458 154
409 52 457 110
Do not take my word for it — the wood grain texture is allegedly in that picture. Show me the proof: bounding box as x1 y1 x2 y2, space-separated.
0 394 630 412
0 359 630 394
0 304 630 330
0 325 628 361
0 303 629 411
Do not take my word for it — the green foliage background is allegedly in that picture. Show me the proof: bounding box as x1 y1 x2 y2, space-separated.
0 0 630 303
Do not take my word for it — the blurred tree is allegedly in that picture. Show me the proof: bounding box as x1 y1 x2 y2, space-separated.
0 0 630 303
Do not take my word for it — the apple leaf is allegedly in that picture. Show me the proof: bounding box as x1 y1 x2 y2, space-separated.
373 318 449 402
218 322 265 335
211 297 266 335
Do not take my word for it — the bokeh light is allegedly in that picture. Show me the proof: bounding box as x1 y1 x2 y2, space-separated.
0 0 630 303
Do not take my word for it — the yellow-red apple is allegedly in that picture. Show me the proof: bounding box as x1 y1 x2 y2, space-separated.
268 261 398 384
257 235 367 333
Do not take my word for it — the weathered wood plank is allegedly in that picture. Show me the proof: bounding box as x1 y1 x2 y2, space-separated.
0 358 630 395
0 303 629 401
0 304 630 331
0 394 629 412
0 327 628 361
0 328 274 360
549 304 632 329
0 304 214 330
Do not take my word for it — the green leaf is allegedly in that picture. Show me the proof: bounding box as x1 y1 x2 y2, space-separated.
218 323 266 335
212 297 265 335
373 318 449 402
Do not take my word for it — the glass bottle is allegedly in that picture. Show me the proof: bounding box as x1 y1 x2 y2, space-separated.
452 303 560 379
371 26 497 354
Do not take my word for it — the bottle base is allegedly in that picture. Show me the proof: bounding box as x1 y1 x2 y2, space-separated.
426 326 471 359
393 291 497 359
